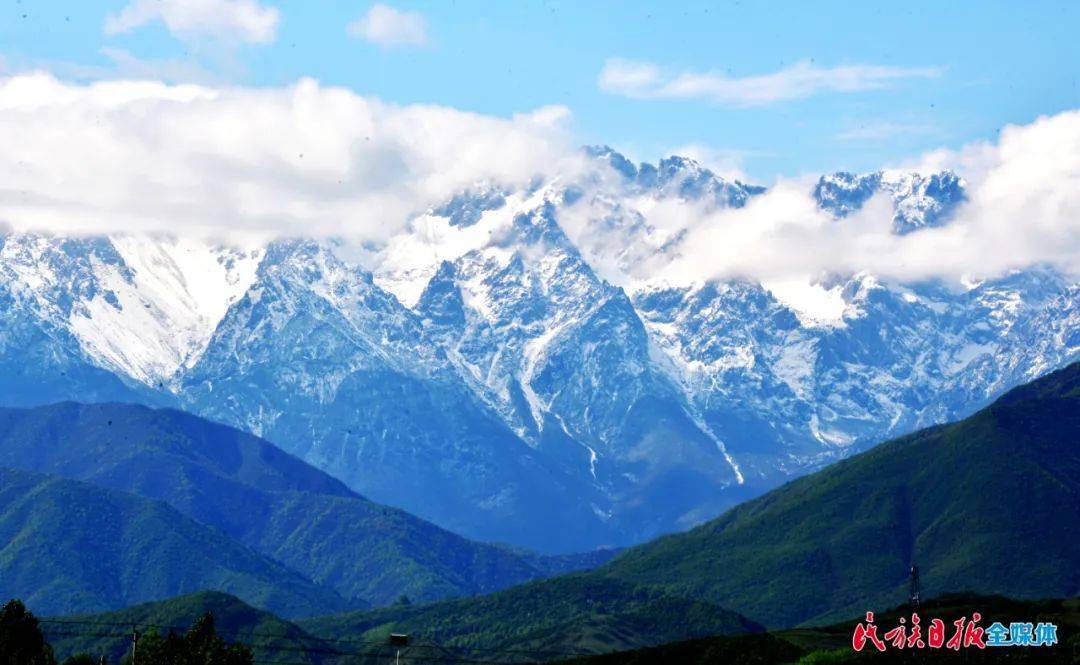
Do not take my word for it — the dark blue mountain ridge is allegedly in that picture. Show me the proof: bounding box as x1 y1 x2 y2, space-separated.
0 401 613 609
0 465 348 618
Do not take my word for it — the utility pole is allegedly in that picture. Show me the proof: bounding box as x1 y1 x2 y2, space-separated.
908 564 921 608
131 629 139 665
390 633 409 665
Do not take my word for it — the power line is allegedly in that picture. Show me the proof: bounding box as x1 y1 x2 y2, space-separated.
41 618 355 646
39 618 591 661
39 625 546 664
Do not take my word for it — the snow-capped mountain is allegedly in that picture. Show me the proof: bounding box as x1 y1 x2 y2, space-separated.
814 169 966 233
0 235 172 407
0 148 1075 552
584 145 766 208
633 269 1079 480
395 191 744 540
178 238 616 550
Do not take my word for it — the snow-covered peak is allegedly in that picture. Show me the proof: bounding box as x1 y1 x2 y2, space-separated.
583 145 765 208
197 237 451 381
814 169 966 234
583 145 639 180
375 185 560 307
653 155 765 206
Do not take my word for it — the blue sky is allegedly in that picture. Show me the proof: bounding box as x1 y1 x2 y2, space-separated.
2 0 1078 181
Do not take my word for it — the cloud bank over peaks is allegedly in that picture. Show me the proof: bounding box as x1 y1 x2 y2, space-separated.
0 71 1076 289
0 72 575 243
561 110 1080 289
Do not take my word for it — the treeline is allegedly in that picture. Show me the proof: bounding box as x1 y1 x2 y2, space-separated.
1 599 252 665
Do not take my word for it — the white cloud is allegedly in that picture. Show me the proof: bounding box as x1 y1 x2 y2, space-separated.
583 111 1080 286
0 73 573 242
347 4 428 48
0 71 1075 289
599 58 943 107
597 59 660 94
105 0 280 45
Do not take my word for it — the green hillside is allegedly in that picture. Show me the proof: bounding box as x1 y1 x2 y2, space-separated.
41 590 1079 664
553 594 1080 664
0 402 611 607
300 362 1080 651
43 591 333 665
599 361 1080 627
0 467 346 618
301 574 760 656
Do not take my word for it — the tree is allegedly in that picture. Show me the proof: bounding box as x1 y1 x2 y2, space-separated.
60 655 101 665
119 612 251 665
796 650 855 664
0 599 56 665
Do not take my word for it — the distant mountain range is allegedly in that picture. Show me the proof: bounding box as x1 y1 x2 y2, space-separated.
296 362 1080 650
0 402 610 616
1 148 1076 551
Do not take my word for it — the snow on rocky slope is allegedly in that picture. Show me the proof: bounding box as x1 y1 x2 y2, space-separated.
0 233 261 386
0 149 1075 552
814 169 967 233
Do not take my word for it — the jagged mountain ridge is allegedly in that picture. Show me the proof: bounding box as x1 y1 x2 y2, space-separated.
814 169 966 233
0 148 1075 551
